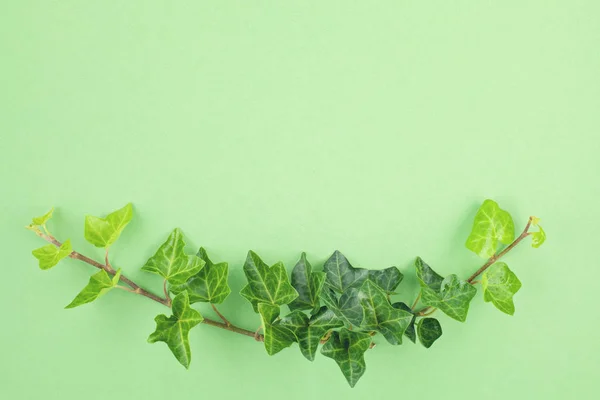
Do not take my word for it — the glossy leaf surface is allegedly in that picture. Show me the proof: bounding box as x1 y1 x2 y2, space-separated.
32 240 72 270
321 328 371 388
466 199 515 258
65 269 121 308
84 203 133 248
482 262 522 315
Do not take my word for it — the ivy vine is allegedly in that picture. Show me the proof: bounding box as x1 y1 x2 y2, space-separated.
27 199 546 387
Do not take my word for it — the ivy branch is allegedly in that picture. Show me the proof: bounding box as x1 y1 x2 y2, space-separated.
26 200 546 388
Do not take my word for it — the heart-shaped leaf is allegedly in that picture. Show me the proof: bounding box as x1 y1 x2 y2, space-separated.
482 262 522 315
417 317 442 348
65 269 121 308
321 328 372 388
240 251 298 312
466 199 515 258
84 203 133 248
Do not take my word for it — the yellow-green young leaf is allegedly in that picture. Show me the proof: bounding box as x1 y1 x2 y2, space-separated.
258 303 295 356
32 207 54 226
32 240 72 270
148 292 203 369
65 269 121 309
240 251 298 312
417 317 442 348
531 225 546 248
465 199 515 258
482 262 522 315
321 328 372 388
170 247 231 304
84 203 133 248
141 229 205 285
416 258 477 322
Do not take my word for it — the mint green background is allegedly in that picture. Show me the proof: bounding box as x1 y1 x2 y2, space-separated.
2 1 598 399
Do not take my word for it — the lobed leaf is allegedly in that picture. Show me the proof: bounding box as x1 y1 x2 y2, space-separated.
141 228 205 285
416 258 477 322
321 328 372 388
65 269 121 308
240 251 298 312
288 252 326 313
367 266 403 294
84 203 133 248
358 280 413 345
481 262 522 315
32 207 54 226
170 247 231 304
147 292 203 368
279 306 344 361
465 199 515 258
417 317 442 348
323 250 368 293
32 240 72 270
258 303 295 355
391 302 417 343
320 287 363 327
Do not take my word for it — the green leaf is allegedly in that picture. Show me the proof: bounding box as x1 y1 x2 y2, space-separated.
32 207 54 225
416 258 477 322
465 199 515 258
323 250 368 293
279 306 344 361
258 303 295 355
481 262 522 315
321 287 364 327
367 266 403 294
288 252 326 313
65 269 121 309
321 328 372 388
84 203 133 248
358 280 413 345
240 251 298 312
147 292 203 369
32 240 72 270
392 302 417 343
531 225 546 248
417 317 442 348
170 247 231 304
141 228 205 285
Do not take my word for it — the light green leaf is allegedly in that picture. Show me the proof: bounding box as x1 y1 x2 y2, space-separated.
321 328 372 388
417 317 442 348
531 225 546 248
32 240 72 270
32 208 54 226
466 199 515 258
321 287 363 327
279 306 344 361
482 262 522 315
170 247 231 304
258 303 295 355
368 266 403 294
65 269 121 309
84 203 133 248
240 251 298 312
288 252 326 313
392 302 417 343
141 229 205 285
358 280 413 345
416 258 477 322
323 250 368 294
148 292 203 369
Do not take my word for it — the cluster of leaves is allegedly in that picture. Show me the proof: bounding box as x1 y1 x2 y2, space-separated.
27 199 545 387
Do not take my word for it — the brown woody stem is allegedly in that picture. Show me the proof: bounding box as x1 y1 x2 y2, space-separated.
33 230 264 341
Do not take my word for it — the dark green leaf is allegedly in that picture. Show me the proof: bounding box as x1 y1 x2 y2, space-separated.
288 252 326 312
321 328 372 388
416 258 477 322
465 199 515 258
141 228 205 285
323 250 368 293
32 240 72 270
482 262 522 315
170 247 231 304
84 203 133 248
240 251 298 312
367 266 403 294
279 306 344 361
147 292 203 368
392 302 416 343
321 287 364 327
65 269 121 308
258 303 295 355
417 317 442 348
358 280 413 345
